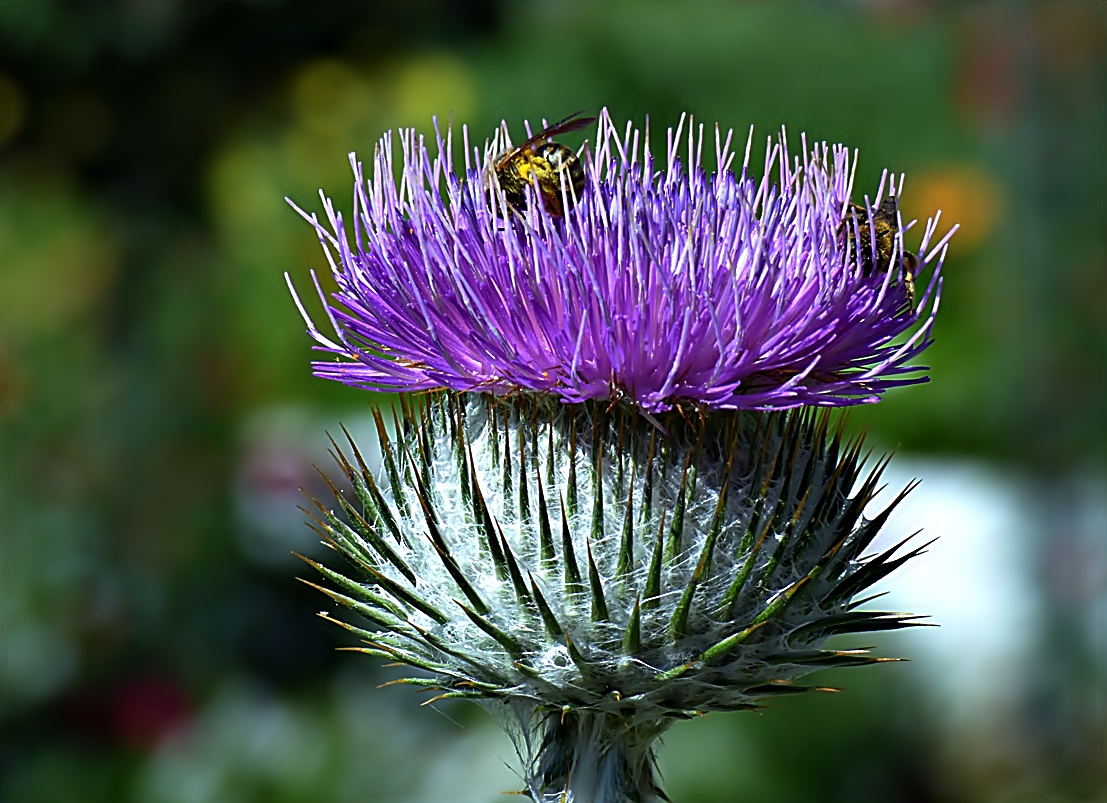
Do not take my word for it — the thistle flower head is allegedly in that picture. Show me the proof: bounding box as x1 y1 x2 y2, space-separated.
289 111 955 803
289 110 954 413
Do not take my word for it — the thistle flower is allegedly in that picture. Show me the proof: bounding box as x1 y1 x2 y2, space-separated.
288 111 955 803
289 111 951 412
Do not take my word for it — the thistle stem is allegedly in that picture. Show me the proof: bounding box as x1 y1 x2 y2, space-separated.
528 710 669 803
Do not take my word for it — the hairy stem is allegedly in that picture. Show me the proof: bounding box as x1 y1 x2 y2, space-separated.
528 710 669 803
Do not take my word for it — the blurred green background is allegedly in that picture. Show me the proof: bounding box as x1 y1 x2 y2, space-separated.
1 1 1104 801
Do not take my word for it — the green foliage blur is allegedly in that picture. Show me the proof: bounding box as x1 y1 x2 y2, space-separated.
1 1 1103 801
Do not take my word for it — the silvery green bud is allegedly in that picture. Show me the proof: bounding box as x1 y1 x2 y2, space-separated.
302 394 924 802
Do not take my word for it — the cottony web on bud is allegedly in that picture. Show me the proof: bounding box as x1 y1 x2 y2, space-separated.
287 110 955 803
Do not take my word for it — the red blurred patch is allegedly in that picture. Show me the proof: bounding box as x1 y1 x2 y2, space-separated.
111 676 191 748
954 8 1022 129
66 676 191 749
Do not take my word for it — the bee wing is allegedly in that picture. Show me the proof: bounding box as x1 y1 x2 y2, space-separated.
873 196 899 225
495 111 597 168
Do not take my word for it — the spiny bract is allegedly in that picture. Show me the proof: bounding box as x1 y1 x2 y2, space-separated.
302 393 925 798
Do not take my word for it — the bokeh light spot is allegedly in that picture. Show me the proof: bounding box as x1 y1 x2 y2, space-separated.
0 71 27 148
393 53 475 126
906 164 1003 252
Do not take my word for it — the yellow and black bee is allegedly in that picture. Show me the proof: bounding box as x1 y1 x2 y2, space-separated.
492 112 596 218
838 196 918 308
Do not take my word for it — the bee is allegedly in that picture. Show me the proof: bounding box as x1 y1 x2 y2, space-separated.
491 112 596 218
838 196 918 308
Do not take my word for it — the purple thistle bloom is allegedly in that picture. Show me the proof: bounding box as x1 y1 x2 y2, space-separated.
288 109 955 412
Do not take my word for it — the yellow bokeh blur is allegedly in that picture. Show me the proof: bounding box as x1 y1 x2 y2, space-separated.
0 70 25 148
0 187 120 340
904 164 1003 252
